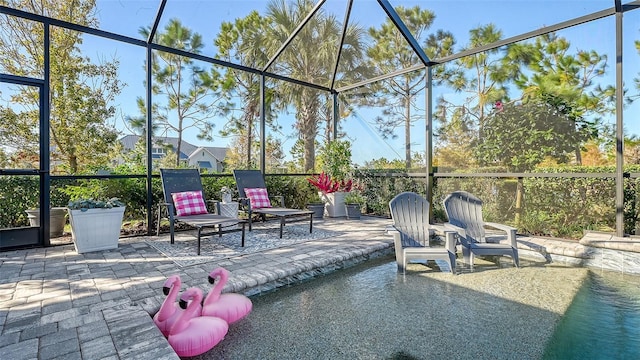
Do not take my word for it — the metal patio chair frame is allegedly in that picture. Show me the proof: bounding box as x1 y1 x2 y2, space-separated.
233 169 313 238
158 168 245 255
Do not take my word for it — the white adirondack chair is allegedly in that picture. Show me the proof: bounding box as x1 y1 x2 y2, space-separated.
443 191 519 268
388 192 457 274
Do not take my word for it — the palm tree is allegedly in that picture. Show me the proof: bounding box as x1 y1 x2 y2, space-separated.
264 0 368 171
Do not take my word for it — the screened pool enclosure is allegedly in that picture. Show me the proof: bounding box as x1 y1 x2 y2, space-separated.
1 0 639 250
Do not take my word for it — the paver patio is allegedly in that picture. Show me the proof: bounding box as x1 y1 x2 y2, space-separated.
0 216 631 359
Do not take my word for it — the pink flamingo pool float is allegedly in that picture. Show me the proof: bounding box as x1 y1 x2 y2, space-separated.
168 287 228 357
153 275 196 337
203 267 252 324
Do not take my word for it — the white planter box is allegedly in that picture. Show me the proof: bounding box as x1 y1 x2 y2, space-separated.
321 191 346 217
68 207 125 253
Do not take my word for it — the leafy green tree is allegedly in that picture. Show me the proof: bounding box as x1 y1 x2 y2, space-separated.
134 19 231 167
0 148 9 167
283 139 307 173
362 157 405 170
224 132 285 171
635 38 640 101
436 24 512 152
368 6 455 169
264 0 368 171
515 33 614 164
476 97 587 171
624 136 640 165
0 0 123 173
433 111 478 170
317 139 352 181
437 28 612 169
475 95 591 225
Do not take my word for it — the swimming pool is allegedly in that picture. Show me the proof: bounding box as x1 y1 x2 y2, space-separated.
543 270 640 359
193 256 640 359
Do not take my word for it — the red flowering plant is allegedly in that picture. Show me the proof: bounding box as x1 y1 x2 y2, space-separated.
307 172 353 194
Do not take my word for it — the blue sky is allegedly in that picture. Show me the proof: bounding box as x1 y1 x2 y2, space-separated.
83 0 640 165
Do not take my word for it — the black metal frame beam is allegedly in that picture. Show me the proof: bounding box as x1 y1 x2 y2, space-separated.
432 172 631 179
425 68 433 222
356 171 638 179
435 7 614 65
42 23 50 246
260 75 267 173
376 0 432 66
336 64 424 93
148 0 167 43
0 6 146 47
0 60 49 248
145 41 154 235
614 0 624 236
330 0 354 90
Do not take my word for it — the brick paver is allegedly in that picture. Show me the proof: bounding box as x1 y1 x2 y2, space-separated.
0 217 394 359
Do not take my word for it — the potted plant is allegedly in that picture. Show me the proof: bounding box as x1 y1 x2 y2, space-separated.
309 140 353 217
67 198 125 253
306 192 325 219
307 172 353 217
344 191 365 220
24 207 67 237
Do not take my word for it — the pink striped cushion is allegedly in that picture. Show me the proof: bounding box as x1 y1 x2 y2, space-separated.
171 190 208 216
244 187 272 208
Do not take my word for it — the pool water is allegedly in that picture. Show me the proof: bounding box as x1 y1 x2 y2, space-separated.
543 271 640 359
192 257 640 359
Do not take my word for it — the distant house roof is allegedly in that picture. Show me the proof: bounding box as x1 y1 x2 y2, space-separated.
119 135 228 162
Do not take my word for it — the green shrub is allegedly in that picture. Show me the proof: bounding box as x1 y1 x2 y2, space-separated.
2 165 639 239
0 177 74 228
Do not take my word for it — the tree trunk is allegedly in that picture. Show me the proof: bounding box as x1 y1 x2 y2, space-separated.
175 138 182 167
575 147 582 165
515 177 524 226
303 128 316 172
404 93 411 169
298 89 320 172
69 154 78 174
247 114 252 168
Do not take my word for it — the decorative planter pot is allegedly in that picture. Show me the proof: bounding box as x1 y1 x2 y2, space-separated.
68 206 125 253
306 203 325 219
321 191 346 217
25 207 67 237
345 204 361 219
